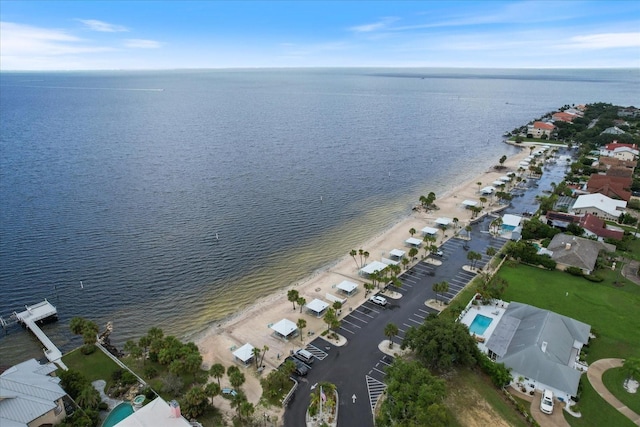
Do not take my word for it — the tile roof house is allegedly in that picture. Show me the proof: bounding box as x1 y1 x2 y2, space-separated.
586 174 632 201
527 121 555 138
600 142 639 161
485 302 590 401
0 359 68 427
600 126 626 135
547 233 616 274
552 111 578 123
571 193 627 221
579 214 625 241
596 156 636 175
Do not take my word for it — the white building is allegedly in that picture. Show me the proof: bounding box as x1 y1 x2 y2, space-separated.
570 193 626 221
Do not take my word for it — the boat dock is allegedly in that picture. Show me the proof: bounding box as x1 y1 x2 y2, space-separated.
13 299 67 370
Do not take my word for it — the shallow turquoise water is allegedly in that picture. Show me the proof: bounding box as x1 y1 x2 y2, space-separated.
102 402 134 427
469 314 493 335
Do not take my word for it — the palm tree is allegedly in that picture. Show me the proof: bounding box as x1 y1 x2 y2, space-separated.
467 251 482 269
622 358 640 384
477 182 482 191
363 251 370 266
479 196 487 208
252 347 262 368
358 249 364 267
432 281 449 305
465 225 472 239
297 296 306 313
384 323 399 348
453 217 459 229
408 247 418 261
238 400 255 422
419 195 428 208
349 249 359 269
486 246 497 257
297 318 307 342
76 385 101 410
323 308 339 332
204 382 221 405
259 345 269 367
209 363 225 387
401 257 409 270
409 227 416 237
229 369 246 389
287 289 300 310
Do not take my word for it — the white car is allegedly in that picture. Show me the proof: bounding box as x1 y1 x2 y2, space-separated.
435 249 444 257
369 295 388 306
540 389 554 415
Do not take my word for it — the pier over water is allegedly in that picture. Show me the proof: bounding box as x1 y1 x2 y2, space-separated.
13 300 67 370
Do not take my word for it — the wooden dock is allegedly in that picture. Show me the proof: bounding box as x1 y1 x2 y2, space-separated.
14 299 67 370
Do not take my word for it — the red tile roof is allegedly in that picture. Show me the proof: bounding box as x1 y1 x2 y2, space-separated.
586 174 632 201
533 121 555 130
604 142 638 151
579 214 624 240
552 112 577 122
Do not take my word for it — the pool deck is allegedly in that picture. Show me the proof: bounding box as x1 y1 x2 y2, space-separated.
459 300 508 353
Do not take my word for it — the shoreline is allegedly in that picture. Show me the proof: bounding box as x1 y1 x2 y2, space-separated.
195 142 536 420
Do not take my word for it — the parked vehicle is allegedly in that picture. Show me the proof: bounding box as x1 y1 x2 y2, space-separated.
284 356 309 376
540 389 554 414
369 295 388 306
294 349 315 365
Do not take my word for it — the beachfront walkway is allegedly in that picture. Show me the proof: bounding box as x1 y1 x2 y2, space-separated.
587 358 640 426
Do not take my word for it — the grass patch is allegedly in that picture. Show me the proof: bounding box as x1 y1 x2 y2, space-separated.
497 264 640 361
564 377 636 427
446 368 529 427
62 347 122 390
602 367 640 415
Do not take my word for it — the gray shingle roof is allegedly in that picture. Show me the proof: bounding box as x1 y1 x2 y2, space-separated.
0 359 66 426
548 233 615 272
486 302 590 396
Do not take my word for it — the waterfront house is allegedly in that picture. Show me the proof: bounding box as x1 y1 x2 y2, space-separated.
585 174 632 201
0 359 68 427
570 193 627 221
546 233 616 274
599 142 639 161
527 121 554 138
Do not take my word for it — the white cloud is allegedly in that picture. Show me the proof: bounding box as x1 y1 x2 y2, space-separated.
124 39 162 49
559 32 640 49
349 17 399 33
77 19 128 32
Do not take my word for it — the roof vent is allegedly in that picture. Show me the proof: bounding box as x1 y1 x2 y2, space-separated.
541 341 548 353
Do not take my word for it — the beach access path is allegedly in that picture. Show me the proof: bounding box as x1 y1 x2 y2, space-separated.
196 144 534 421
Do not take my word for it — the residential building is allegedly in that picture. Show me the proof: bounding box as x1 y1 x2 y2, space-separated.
599 142 639 161
484 302 590 402
547 233 616 274
579 214 625 241
600 126 626 135
618 107 640 118
596 157 636 175
552 111 578 123
0 359 68 427
527 121 555 138
571 193 626 221
585 174 632 201
114 397 192 427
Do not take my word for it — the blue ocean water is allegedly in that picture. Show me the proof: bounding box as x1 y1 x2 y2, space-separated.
1 68 638 364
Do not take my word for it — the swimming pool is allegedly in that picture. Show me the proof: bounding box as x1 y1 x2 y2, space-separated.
469 314 492 335
102 402 134 427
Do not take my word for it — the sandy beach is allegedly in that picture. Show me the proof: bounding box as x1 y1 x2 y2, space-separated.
196 143 533 421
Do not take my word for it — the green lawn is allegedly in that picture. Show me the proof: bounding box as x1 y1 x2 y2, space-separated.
602 367 640 415
563 377 636 427
62 347 122 390
497 263 640 361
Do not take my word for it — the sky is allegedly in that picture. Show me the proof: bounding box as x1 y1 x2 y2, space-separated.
1 1 639 70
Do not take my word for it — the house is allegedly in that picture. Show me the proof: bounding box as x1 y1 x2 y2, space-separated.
114 397 192 427
0 359 68 427
600 126 626 135
527 121 555 138
617 106 640 118
579 214 625 241
571 193 626 222
485 302 590 402
596 156 636 175
599 142 639 161
585 174 632 201
552 111 578 123
547 233 615 274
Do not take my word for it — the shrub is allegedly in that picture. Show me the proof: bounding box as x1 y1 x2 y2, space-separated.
584 274 604 282
143 366 157 379
98 402 109 411
121 371 138 386
81 344 96 355
566 266 584 276
111 369 123 382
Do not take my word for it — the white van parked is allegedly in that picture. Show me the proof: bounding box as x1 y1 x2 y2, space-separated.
294 349 315 365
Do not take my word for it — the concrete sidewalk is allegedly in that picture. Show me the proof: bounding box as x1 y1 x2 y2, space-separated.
587 358 640 426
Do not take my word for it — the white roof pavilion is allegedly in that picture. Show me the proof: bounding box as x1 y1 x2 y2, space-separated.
422 226 439 236
232 343 255 365
492 180 505 186
305 299 329 317
270 319 298 340
462 199 478 207
389 249 406 259
500 176 511 182
336 280 358 296
435 217 453 227
480 186 496 194
502 214 523 228
405 237 422 247
360 261 389 275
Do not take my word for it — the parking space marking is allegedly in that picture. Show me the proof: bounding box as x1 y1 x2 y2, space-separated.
412 312 426 319
341 319 362 329
304 344 328 360
339 326 355 335
348 314 370 324
407 317 422 325
366 375 387 415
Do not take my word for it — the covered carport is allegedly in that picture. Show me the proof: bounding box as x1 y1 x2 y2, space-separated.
404 237 422 248
422 226 438 236
270 318 298 341
462 199 478 209
305 298 329 317
435 217 453 228
232 343 255 366
336 280 358 297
